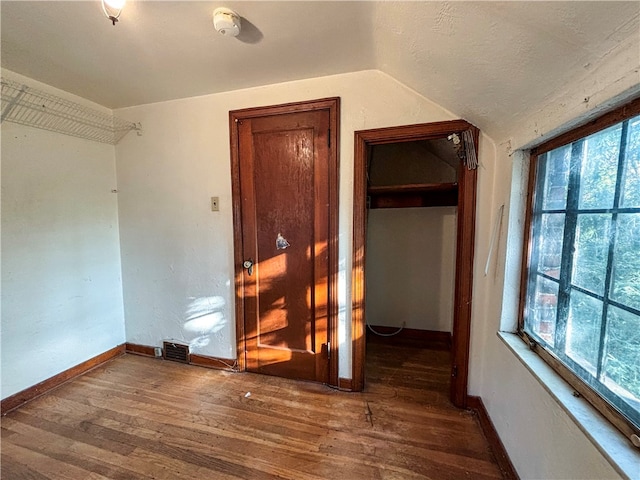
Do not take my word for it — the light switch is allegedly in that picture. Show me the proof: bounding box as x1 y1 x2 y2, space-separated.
211 196 220 212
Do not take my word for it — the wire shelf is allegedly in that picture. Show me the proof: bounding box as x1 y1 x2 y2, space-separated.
1 78 140 145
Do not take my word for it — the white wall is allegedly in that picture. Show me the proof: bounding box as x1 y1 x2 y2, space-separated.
462 132 620 480
465 44 640 476
114 70 459 372
467 134 624 480
1 73 126 398
365 207 456 332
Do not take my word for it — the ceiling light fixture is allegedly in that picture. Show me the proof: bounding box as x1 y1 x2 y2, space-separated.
101 0 125 26
213 7 241 37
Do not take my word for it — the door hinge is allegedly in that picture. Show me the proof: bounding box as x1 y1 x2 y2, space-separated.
452 364 458 378
328 129 331 148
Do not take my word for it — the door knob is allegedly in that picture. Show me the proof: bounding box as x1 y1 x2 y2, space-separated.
243 259 254 276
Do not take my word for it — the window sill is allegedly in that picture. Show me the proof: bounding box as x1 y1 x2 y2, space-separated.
497 331 640 480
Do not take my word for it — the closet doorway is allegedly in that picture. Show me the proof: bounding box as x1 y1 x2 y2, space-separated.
352 120 478 408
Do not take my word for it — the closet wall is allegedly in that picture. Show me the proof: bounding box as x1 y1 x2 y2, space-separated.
366 207 457 331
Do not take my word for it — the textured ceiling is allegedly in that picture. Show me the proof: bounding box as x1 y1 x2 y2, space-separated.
2 1 639 142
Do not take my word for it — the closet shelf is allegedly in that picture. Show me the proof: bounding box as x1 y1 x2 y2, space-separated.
1 78 141 145
367 182 458 209
368 182 458 194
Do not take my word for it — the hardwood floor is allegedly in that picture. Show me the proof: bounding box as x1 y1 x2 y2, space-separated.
1 343 503 479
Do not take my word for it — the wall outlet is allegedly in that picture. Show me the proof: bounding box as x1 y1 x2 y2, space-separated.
211 196 220 212
154 347 162 357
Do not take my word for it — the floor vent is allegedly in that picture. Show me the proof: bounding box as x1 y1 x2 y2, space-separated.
163 342 190 364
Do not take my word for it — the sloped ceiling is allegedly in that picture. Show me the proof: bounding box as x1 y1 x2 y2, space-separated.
2 1 639 142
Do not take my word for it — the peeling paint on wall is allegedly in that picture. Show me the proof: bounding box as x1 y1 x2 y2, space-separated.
276 233 290 250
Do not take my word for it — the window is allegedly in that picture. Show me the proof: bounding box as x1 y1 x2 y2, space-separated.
521 99 640 439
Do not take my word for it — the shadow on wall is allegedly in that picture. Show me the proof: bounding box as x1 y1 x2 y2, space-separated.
182 296 227 349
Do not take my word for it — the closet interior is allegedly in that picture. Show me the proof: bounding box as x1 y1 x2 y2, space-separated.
365 137 460 353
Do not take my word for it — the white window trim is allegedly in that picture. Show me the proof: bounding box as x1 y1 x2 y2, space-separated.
498 331 640 480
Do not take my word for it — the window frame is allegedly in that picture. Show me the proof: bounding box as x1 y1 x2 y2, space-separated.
518 97 640 443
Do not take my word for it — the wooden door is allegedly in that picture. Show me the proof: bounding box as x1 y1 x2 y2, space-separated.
230 99 339 385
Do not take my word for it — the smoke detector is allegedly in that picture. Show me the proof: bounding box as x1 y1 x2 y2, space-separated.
213 7 241 37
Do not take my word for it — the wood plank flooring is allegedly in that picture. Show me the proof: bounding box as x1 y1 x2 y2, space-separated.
1 343 503 479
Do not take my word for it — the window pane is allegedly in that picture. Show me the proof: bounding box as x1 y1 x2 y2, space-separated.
542 147 571 210
620 116 640 208
527 276 559 346
571 214 611 295
602 306 640 411
610 213 640 311
566 290 603 376
525 106 640 432
578 124 621 210
536 213 564 280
